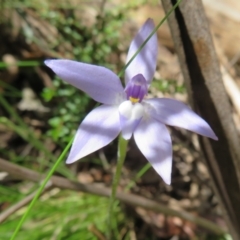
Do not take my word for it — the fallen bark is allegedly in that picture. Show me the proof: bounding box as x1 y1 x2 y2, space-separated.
161 0 240 239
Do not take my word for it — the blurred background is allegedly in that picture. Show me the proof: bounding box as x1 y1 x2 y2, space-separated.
0 0 240 239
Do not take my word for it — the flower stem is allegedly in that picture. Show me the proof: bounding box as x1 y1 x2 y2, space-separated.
107 135 128 239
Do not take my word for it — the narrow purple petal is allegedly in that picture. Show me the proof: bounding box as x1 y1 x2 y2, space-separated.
45 59 125 105
134 117 172 185
145 98 218 140
66 105 121 164
125 74 148 102
125 18 158 86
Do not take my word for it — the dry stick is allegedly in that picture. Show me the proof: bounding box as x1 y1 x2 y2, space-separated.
0 158 225 235
213 38 240 118
88 224 106 240
221 65 240 117
161 1 240 239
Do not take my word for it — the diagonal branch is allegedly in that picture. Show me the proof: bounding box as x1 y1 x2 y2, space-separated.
0 158 225 235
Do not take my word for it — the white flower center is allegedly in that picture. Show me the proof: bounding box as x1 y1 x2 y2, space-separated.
118 100 144 120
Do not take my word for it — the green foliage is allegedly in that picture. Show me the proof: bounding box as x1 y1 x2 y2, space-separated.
0 2 129 239
0 191 125 240
39 4 126 144
42 77 90 144
151 78 186 94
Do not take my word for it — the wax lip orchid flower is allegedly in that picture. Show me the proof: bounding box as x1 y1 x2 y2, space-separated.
45 18 218 185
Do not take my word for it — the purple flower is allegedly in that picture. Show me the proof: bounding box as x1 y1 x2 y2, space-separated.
45 19 217 184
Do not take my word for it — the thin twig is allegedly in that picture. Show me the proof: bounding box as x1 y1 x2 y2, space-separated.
88 224 106 240
0 158 226 235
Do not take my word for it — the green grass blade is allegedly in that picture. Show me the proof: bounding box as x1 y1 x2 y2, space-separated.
10 137 73 240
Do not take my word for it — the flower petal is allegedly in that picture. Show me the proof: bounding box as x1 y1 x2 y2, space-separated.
45 59 125 105
66 105 121 164
125 18 158 86
145 98 218 140
118 101 144 140
120 117 141 140
134 117 172 185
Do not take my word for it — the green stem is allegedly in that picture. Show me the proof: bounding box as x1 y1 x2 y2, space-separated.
125 163 151 191
0 61 40 68
0 60 41 68
107 135 128 239
10 138 73 240
118 0 182 78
